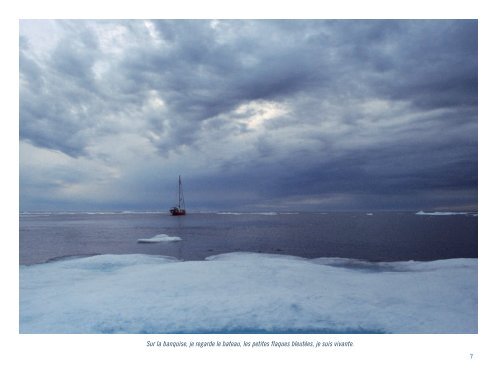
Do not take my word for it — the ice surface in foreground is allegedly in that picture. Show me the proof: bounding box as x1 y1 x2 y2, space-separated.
19 252 477 334
137 234 182 243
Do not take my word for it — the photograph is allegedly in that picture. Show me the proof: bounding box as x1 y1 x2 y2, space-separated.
19 19 478 336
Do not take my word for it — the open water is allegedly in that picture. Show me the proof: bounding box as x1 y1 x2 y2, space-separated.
19 211 478 265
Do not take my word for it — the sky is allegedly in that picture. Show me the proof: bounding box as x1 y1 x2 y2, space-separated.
19 20 478 212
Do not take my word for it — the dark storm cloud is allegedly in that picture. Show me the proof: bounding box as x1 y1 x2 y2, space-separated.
112 20 334 151
195 124 476 209
19 20 477 211
21 20 477 150
20 23 105 157
375 22 478 110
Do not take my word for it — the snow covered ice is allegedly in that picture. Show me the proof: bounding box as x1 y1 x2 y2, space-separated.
19 252 477 334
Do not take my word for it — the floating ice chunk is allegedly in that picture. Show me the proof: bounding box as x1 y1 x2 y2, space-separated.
366 213 374 216
416 211 469 216
137 234 182 243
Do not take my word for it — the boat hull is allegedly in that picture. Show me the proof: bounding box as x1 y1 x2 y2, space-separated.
170 208 186 216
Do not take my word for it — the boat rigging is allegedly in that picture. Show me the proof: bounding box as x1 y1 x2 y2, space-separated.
170 175 186 216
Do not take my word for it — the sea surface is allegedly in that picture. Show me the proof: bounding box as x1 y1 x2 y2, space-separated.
20 211 478 265
19 211 478 334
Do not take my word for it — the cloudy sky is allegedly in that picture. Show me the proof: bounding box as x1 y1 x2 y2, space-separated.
19 20 477 212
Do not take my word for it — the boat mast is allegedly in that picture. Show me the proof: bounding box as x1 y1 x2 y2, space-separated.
170 175 186 215
178 175 185 210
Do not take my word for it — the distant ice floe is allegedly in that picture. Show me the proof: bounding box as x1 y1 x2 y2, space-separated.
366 213 374 216
137 234 182 243
21 211 167 216
20 212 51 217
217 212 278 216
84 211 166 215
416 211 470 216
20 252 477 334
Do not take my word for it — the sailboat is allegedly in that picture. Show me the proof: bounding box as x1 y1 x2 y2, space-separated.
170 175 186 216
